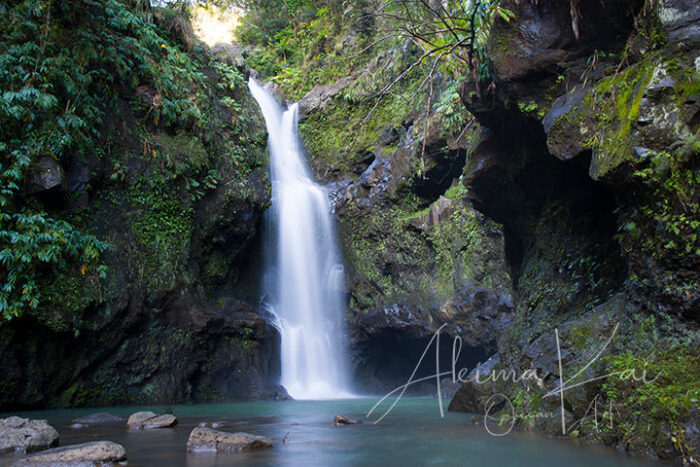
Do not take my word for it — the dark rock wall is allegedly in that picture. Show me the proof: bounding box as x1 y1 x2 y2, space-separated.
448 0 699 462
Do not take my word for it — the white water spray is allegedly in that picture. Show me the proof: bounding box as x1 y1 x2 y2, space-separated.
249 78 352 400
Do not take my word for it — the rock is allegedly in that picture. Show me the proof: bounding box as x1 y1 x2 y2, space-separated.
127 411 177 430
439 377 461 400
448 355 501 414
0 417 59 454
186 427 273 453
298 75 357 119
342 26 357 49
71 413 124 428
210 42 245 68
487 0 574 85
126 411 156 428
143 414 177 429
542 86 591 161
11 441 126 466
263 81 286 104
425 196 455 232
357 304 432 336
25 156 64 195
438 283 513 353
333 414 361 425
659 0 700 40
64 162 91 209
343 158 394 209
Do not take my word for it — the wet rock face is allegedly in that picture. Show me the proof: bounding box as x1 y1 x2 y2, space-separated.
305 70 514 395
298 74 358 119
488 0 634 97
0 298 285 410
438 283 513 354
450 0 698 461
488 0 574 83
447 355 501 414
11 441 126 466
0 418 59 454
350 283 511 394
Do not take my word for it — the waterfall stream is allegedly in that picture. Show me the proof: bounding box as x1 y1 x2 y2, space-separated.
249 78 352 400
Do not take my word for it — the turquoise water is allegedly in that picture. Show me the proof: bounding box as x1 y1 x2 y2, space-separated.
1 398 660 466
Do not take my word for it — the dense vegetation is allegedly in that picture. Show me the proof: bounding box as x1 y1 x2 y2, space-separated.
0 0 697 463
0 0 262 323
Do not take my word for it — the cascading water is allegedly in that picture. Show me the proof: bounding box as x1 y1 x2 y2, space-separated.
249 78 352 400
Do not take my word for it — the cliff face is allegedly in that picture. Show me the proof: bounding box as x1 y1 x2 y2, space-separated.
2 2 697 463
0 2 284 410
255 0 699 461
290 46 514 393
448 0 699 461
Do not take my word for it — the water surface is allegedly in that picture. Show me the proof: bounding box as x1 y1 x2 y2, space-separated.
0 398 660 466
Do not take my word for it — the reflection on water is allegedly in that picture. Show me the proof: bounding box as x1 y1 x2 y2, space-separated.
0 398 660 466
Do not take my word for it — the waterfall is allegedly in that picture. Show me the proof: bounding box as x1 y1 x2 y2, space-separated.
249 78 352 400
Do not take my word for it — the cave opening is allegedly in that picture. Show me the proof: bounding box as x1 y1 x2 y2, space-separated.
352 328 489 396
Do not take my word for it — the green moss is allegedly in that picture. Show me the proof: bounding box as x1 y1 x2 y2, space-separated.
194 385 223 402
601 347 700 459
590 59 655 177
64 382 133 408
341 186 509 314
151 131 209 173
567 321 595 352
673 75 700 102
619 136 700 260
128 175 194 295
428 200 510 295
299 68 426 177
224 326 257 354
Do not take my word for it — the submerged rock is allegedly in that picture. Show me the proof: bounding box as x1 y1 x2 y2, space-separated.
186 427 273 452
333 415 362 426
127 411 177 430
0 417 59 454
71 412 125 429
11 441 126 466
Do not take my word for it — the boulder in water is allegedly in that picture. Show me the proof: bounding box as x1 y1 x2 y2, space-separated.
0 417 59 454
11 441 126 466
333 414 362 425
186 427 273 452
127 411 177 430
